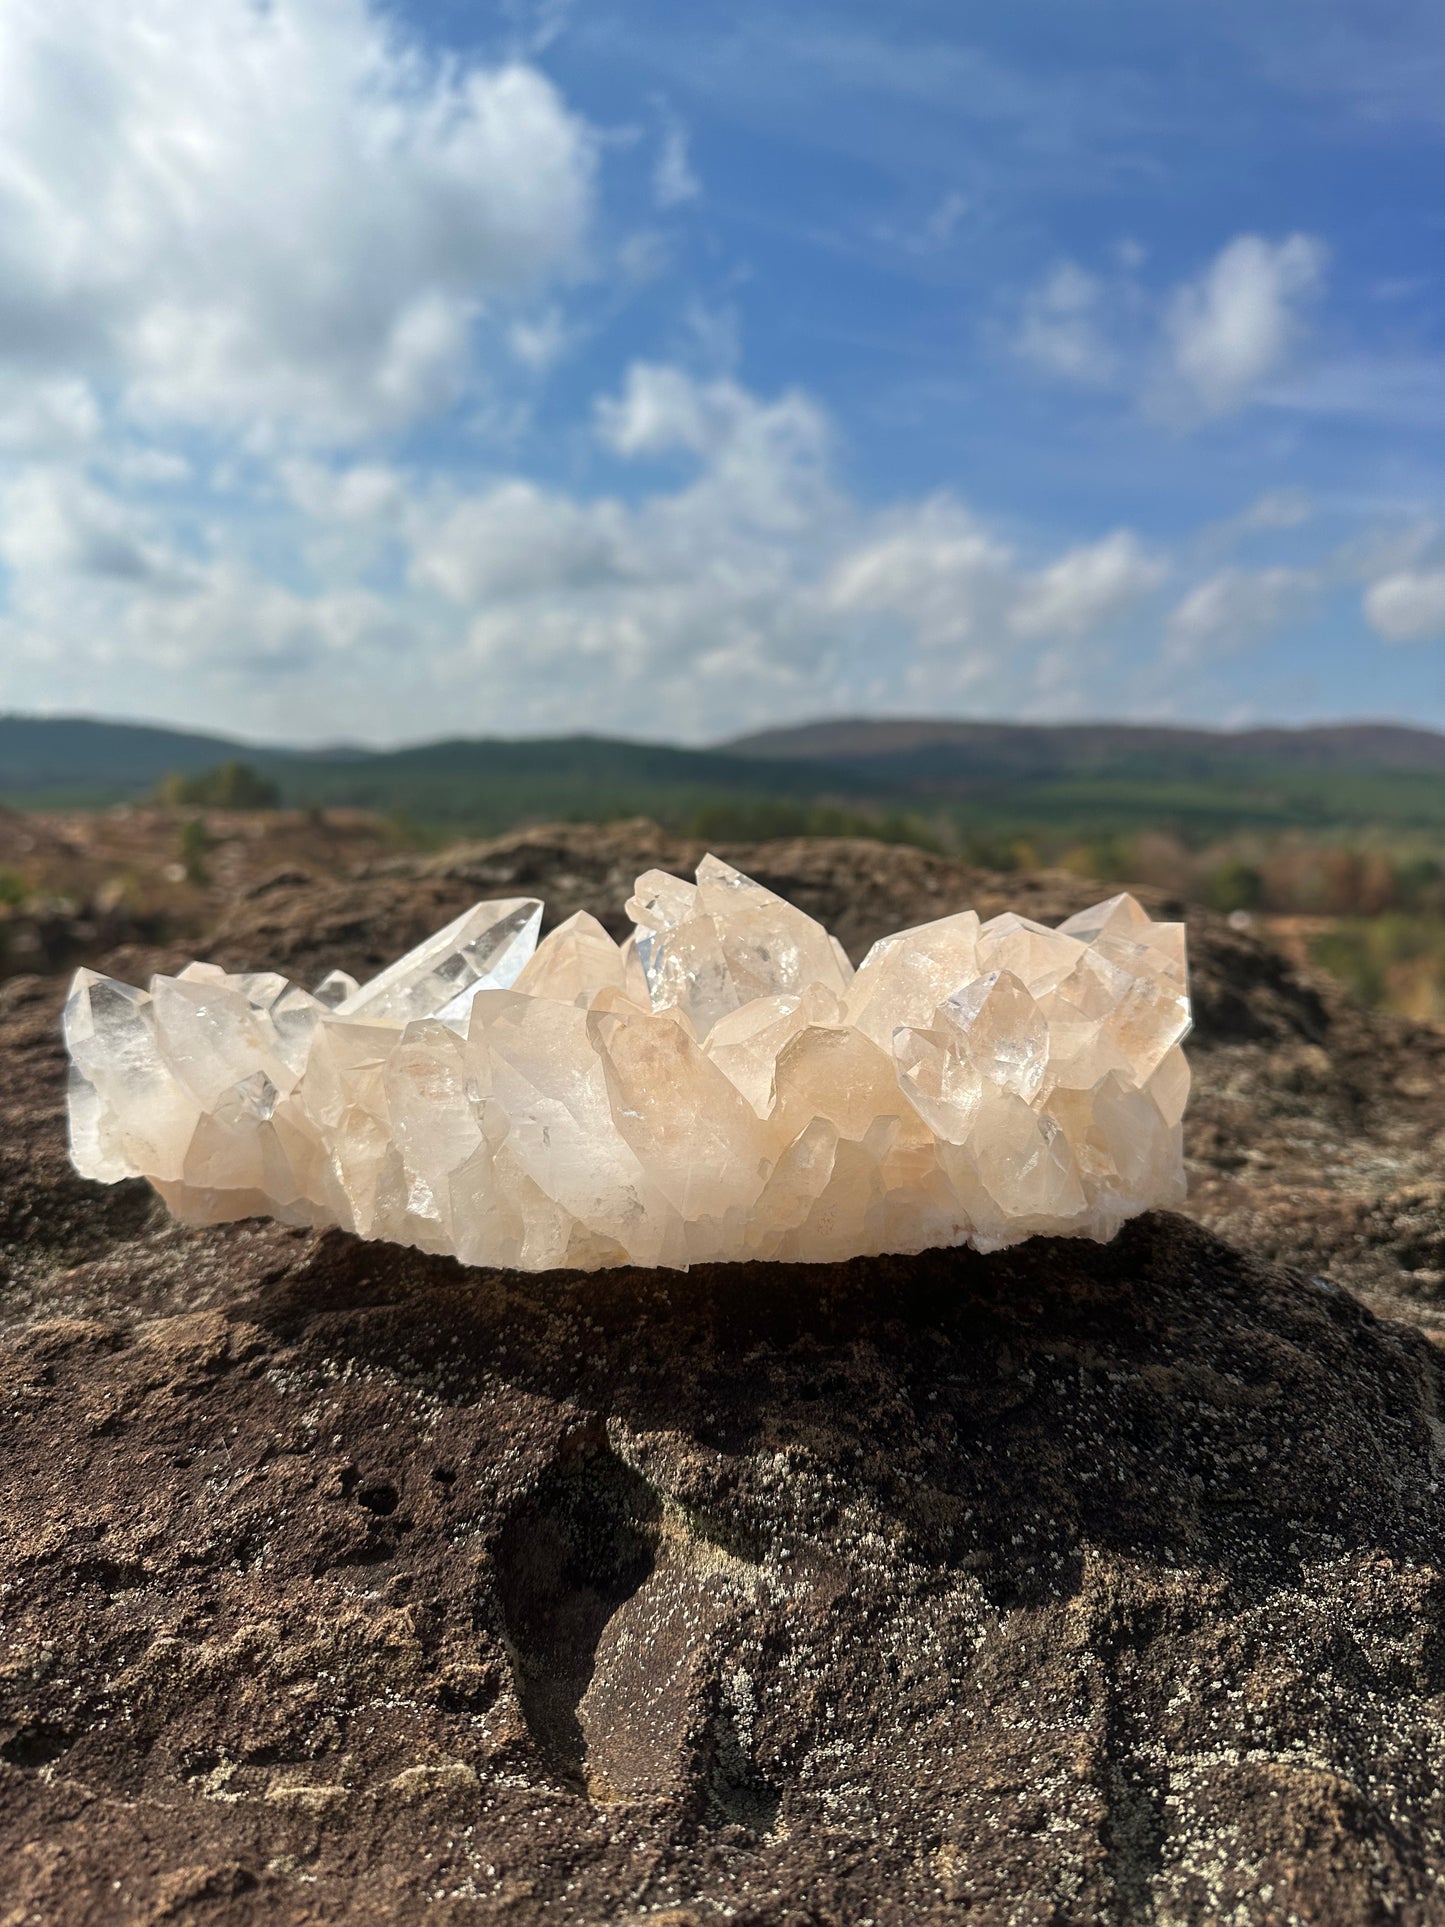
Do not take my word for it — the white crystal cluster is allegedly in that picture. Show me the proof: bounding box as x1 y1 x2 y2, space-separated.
64 859 1190 1270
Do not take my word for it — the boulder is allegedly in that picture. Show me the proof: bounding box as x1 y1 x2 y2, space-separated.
3 826 1445 1922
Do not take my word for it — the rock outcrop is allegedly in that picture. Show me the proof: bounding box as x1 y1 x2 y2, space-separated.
3 824 1445 1923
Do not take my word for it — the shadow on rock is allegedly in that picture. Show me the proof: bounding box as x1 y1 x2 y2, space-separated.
9 1200 1445 1919
259 1209 1445 1613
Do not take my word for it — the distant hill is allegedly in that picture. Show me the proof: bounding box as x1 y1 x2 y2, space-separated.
0 714 874 830
727 717 1445 779
4 710 1445 843
0 715 288 799
262 733 876 831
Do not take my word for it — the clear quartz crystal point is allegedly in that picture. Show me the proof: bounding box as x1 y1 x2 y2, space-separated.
313 968 360 1009
512 911 629 1006
62 870 1190 1271
628 854 850 1039
337 898 543 1026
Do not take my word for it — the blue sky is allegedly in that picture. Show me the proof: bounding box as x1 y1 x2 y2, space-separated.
1 0 1443 744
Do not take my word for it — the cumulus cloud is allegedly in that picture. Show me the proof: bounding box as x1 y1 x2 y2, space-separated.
829 508 1166 668
596 363 736 458
1014 262 1118 387
1010 531 1167 640
1163 234 1327 416
597 363 834 532
595 363 802 460
401 368 846 730
0 367 822 736
0 362 1157 740
827 499 1019 650
103 448 194 490
281 461 405 526
0 469 188 588
0 379 101 459
0 347 1325 742
1364 569 1445 642
1013 235 1329 421
1163 566 1315 663
412 482 630 603
0 466 435 726
1 5 1410 745
0 0 596 443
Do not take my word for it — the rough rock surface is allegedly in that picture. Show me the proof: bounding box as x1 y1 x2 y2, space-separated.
4 824 1445 1923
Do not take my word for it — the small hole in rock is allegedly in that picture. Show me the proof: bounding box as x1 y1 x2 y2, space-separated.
357 1480 399 1516
495 1428 661 1788
2 1723 74 1769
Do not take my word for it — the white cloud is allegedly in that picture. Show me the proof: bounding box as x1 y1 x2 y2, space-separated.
0 464 434 726
0 378 102 458
1363 569 1445 642
0 0 596 443
596 363 745 457
412 482 629 602
829 506 1165 671
401 368 847 731
1014 235 1330 421
132 577 411 681
1014 262 1118 387
1010 531 1166 640
1339 517 1441 583
0 469 187 587
273 456 412 585
1163 566 1315 663
102 447 194 489
1163 233 1327 416
653 113 701 209
828 498 1018 650
597 363 833 532
281 460 405 526
0 363 1146 739
0 356 1364 744
507 307 577 372
3 6 1408 744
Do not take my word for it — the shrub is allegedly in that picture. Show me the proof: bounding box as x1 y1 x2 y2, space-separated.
157 762 280 809
177 817 212 884
1206 859 1265 915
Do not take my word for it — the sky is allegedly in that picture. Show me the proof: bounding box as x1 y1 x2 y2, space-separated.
1 0 1444 746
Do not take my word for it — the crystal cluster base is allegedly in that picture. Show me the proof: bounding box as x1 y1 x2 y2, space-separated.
64 859 1190 1271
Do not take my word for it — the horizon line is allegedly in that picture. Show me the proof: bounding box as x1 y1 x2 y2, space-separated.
5 706 1445 760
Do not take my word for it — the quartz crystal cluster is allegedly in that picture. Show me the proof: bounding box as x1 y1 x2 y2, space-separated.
64 859 1190 1270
